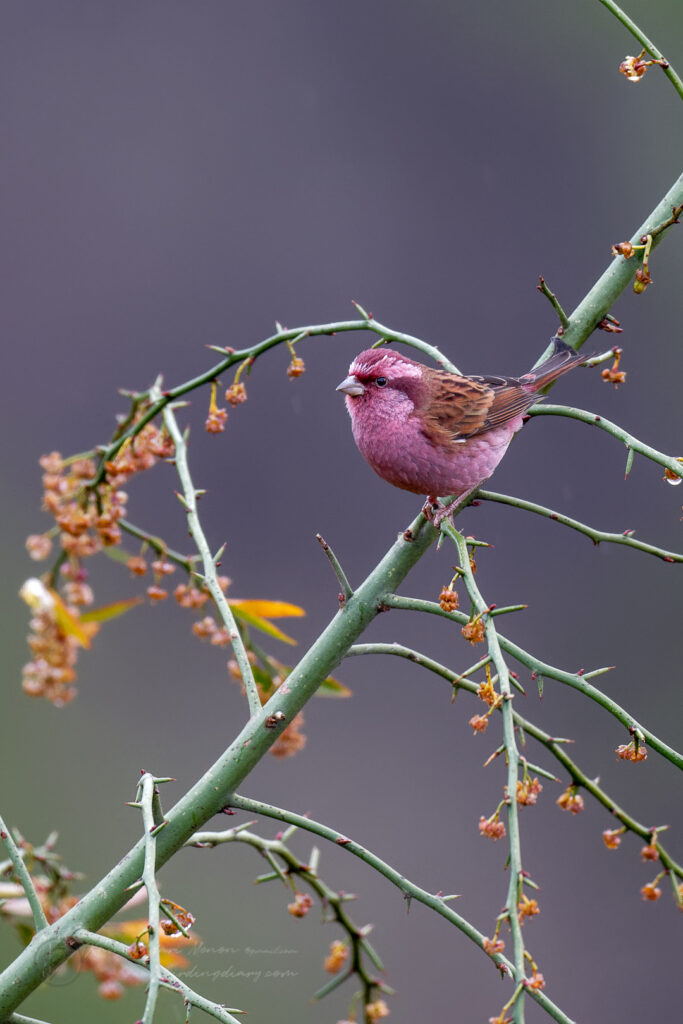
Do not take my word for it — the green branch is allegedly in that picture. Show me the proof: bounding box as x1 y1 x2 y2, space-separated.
72 929 245 1024
345 643 683 886
527 404 683 480
535 171 683 363
515 716 683 882
442 525 527 1023
0 510 440 1018
118 519 199 573
478 490 683 562
162 402 262 719
598 0 683 101
224 796 575 1024
383 595 683 771
0 815 48 933
186 820 390 1011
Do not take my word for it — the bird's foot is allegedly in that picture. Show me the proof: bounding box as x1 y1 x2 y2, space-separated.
423 497 454 529
422 487 480 531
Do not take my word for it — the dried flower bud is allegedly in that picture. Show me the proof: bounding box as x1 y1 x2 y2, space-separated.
469 714 489 734
516 777 542 806
205 407 228 433
225 382 247 406
601 349 626 388
174 583 209 608
26 534 53 561
616 741 647 762
633 266 652 294
640 881 662 901
602 829 622 850
477 678 499 708
287 355 305 379
478 814 506 841
127 556 148 576
462 617 485 644
146 585 168 602
619 55 647 82
640 841 659 862
483 936 505 955
62 582 94 607
439 586 459 612
366 1000 390 1021
39 452 64 473
611 241 634 258
192 617 217 639
127 941 148 960
517 893 540 923
556 786 584 814
151 559 176 576
324 940 349 974
287 892 313 917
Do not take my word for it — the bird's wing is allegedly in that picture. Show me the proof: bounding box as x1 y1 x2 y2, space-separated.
467 375 537 433
417 374 494 443
418 372 533 444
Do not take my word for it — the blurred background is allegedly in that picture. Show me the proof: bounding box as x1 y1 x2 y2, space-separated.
2 1 682 1021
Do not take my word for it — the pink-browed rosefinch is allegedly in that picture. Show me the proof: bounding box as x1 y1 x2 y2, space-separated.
337 337 589 520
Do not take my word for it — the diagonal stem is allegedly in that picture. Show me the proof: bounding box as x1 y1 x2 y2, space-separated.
162 404 262 719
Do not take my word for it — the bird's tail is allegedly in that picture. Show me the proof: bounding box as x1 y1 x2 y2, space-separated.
524 336 588 389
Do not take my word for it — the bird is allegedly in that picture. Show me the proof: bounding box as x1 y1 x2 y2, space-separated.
336 337 589 523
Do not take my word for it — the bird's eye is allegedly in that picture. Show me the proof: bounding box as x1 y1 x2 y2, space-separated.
375 376 388 388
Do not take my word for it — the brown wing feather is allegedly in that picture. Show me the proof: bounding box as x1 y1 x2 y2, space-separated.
470 375 536 432
417 371 495 445
416 338 586 446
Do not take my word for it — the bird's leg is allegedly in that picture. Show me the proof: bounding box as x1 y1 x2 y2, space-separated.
422 486 480 529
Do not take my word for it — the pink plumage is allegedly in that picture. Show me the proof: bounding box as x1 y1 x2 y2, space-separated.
337 340 587 503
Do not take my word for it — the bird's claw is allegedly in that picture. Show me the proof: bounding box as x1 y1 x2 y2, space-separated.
422 497 456 530
422 487 481 531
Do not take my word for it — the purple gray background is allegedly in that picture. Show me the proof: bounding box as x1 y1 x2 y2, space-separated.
2 2 682 1021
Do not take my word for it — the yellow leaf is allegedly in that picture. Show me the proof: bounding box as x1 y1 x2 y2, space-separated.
316 675 352 698
80 597 143 624
229 599 305 619
231 606 297 645
51 591 94 649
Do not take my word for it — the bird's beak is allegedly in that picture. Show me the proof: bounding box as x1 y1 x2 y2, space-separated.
336 375 365 397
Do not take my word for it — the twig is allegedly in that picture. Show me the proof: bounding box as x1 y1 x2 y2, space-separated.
382 594 683 771
8 1015 55 1024
133 773 168 1024
598 0 683 102
162 403 262 718
223 796 576 1024
118 519 199 573
0 814 48 932
345 642 683 885
441 524 527 1022
516 715 683 882
73 929 245 1023
527 404 683 480
537 277 569 330
478 490 683 563
316 534 353 599
186 821 391 1009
